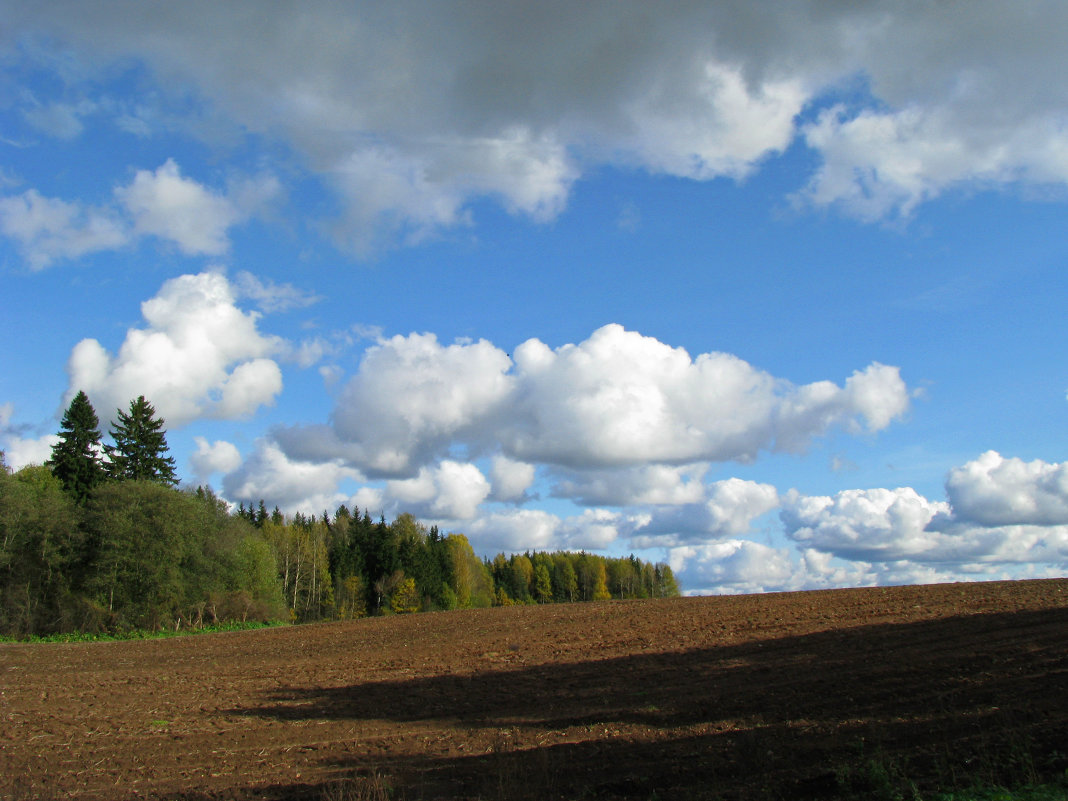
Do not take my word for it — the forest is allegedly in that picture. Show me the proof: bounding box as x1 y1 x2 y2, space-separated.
0 392 679 637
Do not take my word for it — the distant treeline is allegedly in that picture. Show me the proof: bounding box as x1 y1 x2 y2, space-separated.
0 461 679 637
0 389 678 636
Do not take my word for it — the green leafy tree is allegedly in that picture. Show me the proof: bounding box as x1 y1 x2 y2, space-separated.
105 396 178 485
47 390 106 503
0 465 81 635
655 563 681 598
533 562 553 603
553 555 578 602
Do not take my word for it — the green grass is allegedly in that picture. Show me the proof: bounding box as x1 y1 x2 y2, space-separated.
0 619 284 644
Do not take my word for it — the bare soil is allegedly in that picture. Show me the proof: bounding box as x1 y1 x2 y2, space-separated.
3 579 1068 800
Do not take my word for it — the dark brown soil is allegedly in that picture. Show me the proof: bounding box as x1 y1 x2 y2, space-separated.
3 579 1068 800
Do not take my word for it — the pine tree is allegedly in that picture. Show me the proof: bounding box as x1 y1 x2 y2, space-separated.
47 390 106 503
105 396 178 485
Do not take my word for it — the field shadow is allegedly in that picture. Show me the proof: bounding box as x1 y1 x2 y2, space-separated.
219 607 1068 800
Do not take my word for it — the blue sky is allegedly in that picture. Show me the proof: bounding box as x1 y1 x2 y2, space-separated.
2 2 1067 594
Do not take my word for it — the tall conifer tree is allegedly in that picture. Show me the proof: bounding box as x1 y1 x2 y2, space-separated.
105 395 178 485
47 390 105 503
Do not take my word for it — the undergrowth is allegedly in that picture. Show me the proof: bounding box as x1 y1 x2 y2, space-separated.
0 619 284 644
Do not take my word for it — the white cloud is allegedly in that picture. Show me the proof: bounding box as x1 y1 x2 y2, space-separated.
489 455 536 503
559 508 631 550
305 331 513 476
781 486 952 562
668 540 798 595
781 452 1068 570
277 324 909 478
0 190 127 270
385 460 491 521
552 463 710 507
221 439 359 515
67 271 285 427
504 325 907 468
944 451 1068 527
2 433 59 470
190 437 242 483
0 161 278 269
629 478 780 547
617 61 804 180
115 159 269 256
465 508 562 553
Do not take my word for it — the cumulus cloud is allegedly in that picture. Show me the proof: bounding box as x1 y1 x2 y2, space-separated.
282 323 909 478
781 487 952 562
1 433 59 470
944 451 1068 527
1 402 61 470
631 478 781 548
781 451 1068 570
489 455 536 503
67 271 284 427
13 4 1068 243
464 508 562 553
506 326 908 467
221 439 360 515
669 541 880 596
384 460 491 521
278 331 513 476
668 540 796 595
115 160 240 255
190 436 243 484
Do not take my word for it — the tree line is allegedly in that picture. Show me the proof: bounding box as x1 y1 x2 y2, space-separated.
0 391 678 637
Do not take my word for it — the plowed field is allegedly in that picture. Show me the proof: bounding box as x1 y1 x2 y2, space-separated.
3 579 1068 800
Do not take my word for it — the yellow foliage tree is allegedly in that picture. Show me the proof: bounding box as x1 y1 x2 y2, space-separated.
390 576 420 614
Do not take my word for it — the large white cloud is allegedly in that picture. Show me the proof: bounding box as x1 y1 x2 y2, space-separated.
668 540 800 596
67 271 285 426
507 326 909 467
781 451 1068 569
10 3 1068 243
221 439 360 515
944 451 1068 527
316 331 513 476
384 461 491 521
781 487 953 562
281 323 909 477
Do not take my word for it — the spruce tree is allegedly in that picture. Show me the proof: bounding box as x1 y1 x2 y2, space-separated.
105 395 178 485
47 390 106 503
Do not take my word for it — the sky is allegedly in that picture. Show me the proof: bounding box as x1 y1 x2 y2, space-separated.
2 2 1067 595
